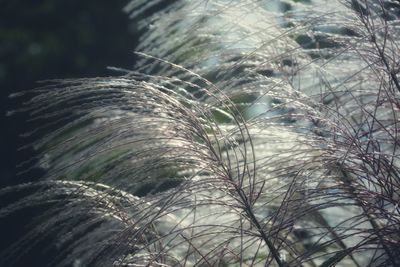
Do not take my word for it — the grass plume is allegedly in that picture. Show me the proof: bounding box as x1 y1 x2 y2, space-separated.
1 0 400 266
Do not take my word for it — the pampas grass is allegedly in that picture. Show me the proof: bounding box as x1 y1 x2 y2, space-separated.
2 0 400 266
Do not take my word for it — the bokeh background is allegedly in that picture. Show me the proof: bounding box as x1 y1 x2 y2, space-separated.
0 0 138 186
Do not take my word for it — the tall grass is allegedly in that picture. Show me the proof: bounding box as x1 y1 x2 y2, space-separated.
2 0 400 266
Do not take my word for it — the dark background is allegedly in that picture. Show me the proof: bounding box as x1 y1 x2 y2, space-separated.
0 0 139 186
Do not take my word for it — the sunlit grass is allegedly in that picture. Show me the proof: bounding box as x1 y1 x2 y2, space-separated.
2 0 400 266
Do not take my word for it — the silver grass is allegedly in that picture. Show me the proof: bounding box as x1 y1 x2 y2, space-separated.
2 0 400 266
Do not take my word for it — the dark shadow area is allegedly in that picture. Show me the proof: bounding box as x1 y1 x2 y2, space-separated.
0 0 139 187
